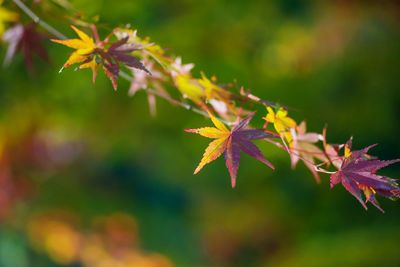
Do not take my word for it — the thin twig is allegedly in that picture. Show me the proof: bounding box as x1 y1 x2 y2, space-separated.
11 0 284 126
12 0 67 40
265 134 338 175
11 0 228 123
119 71 213 119
240 87 284 109
10 0 340 180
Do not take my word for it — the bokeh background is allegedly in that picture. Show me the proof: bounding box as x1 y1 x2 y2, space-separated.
1 0 400 266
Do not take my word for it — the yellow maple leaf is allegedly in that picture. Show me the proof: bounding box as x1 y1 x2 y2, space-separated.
174 74 205 103
197 73 235 115
51 25 101 83
185 113 230 174
198 73 225 100
264 106 296 143
51 25 97 69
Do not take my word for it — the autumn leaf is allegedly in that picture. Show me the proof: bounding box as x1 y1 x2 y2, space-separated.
170 57 194 76
198 72 235 116
264 107 296 144
174 74 204 103
186 113 276 188
290 121 327 183
51 25 96 74
330 139 400 212
169 57 205 103
198 72 232 102
52 25 150 90
101 36 150 89
107 36 150 73
114 27 171 68
145 43 170 68
3 24 23 66
3 24 49 70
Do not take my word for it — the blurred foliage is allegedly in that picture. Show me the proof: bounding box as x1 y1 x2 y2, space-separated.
0 0 400 266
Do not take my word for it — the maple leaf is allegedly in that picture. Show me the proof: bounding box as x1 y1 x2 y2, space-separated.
0 0 18 37
198 72 232 102
174 74 204 103
102 36 150 89
170 57 194 78
3 24 49 70
54 26 95 62
52 26 150 90
290 121 327 183
330 139 400 212
198 72 235 116
186 113 276 188
264 107 296 144
51 25 97 74
114 28 170 68
108 36 150 69
170 58 205 103
2 23 23 66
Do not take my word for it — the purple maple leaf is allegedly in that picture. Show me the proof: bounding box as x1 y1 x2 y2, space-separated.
330 140 400 212
3 23 49 70
186 113 277 188
225 114 276 187
100 37 150 90
107 37 150 74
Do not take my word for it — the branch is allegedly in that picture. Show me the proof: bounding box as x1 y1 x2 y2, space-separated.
11 0 229 124
118 71 213 120
12 0 66 40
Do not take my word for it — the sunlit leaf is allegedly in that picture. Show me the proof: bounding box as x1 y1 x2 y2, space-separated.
186 113 275 187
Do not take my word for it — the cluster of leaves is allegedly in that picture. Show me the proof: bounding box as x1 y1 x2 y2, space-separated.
1 0 399 212
187 106 400 212
52 25 150 89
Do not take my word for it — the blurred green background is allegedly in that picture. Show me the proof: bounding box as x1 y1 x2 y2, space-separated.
1 0 400 266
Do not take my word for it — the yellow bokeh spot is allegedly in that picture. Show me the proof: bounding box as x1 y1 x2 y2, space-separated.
27 217 80 265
